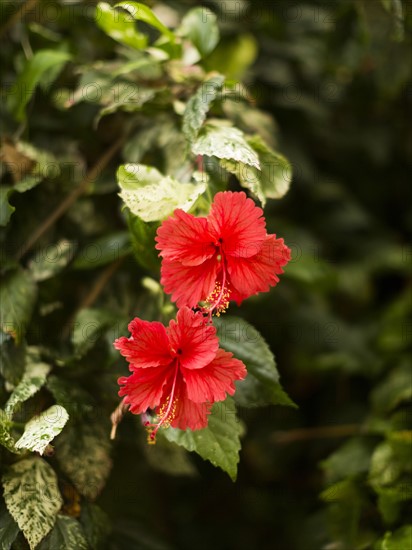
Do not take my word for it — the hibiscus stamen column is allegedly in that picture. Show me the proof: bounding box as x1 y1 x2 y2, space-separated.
203 254 231 318
146 360 180 444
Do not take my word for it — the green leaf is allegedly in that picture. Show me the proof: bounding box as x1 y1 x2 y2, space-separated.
7 50 71 121
0 268 37 344
163 397 242 481
4 360 50 418
192 124 260 168
0 506 20 550
222 135 292 205
117 164 207 222
376 525 412 550
15 405 69 455
115 2 175 42
95 2 147 49
0 333 26 385
28 240 76 282
213 316 296 408
71 308 118 358
0 187 15 226
97 84 156 121
79 502 110 549
72 232 131 270
55 422 112 500
371 363 412 413
321 438 373 483
178 7 219 58
182 75 225 142
0 410 19 454
2 457 63 549
145 436 197 477
37 515 88 550
127 212 160 272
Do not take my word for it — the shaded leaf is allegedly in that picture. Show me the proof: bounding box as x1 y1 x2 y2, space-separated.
118 164 206 222
0 506 19 550
28 240 76 282
37 515 88 550
15 405 69 455
79 502 111 549
163 397 242 481
72 232 131 270
145 436 197 477
55 422 112 500
214 316 296 408
0 268 37 344
72 308 118 358
2 458 62 549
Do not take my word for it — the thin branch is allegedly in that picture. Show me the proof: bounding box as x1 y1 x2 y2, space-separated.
271 424 361 444
0 0 40 38
16 136 124 260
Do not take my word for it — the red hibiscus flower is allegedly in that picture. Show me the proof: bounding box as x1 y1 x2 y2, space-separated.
114 307 246 442
155 191 291 315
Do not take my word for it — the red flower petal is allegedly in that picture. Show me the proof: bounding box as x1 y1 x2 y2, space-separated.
114 318 171 368
208 191 267 258
227 235 291 301
182 349 247 403
167 307 218 369
155 210 215 266
118 364 172 414
160 256 219 308
170 391 211 431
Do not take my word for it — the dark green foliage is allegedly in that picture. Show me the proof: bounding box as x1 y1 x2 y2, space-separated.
0 0 411 549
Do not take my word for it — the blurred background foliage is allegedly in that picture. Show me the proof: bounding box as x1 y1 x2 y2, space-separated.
0 0 411 549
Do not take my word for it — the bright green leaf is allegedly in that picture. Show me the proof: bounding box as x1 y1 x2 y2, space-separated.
118 164 207 222
55 422 112 500
0 187 15 226
2 457 63 549
377 525 412 550
213 316 296 408
4 360 50 418
183 75 225 142
15 405 69 455
95 2 147 49
178 7 219 58
115 2 175 42
192 124 260 168
37 515 88 550
0 268 37 344
371 363 412 413
127 212 160 272
7 50 71 121
163 397 242 481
